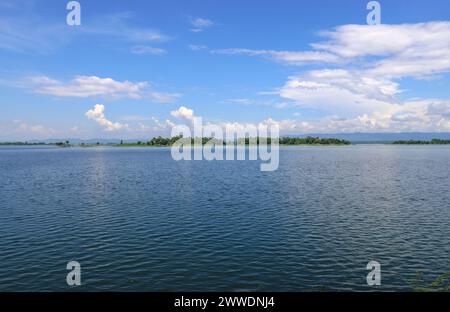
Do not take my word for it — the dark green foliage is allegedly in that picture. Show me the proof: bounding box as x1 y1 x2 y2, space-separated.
147 135 184 146
279 136 351 145
393 139 450 145
142 135 350 146
0 142 46 145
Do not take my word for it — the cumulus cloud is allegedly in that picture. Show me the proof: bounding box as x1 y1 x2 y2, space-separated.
246 103 448 133
84 106 182 135
118 99 450 137
85 104 128 132
170 106 196 121
167 106 290 135
167 94 449 134
279 69 401 116
151 117 175 131
27 75 179 103
276 68 450 132
285 99 449 133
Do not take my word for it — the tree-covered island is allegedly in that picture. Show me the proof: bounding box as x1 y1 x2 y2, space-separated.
114 136 352 147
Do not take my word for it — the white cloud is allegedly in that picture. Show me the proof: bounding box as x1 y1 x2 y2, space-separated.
151 117 175 131
279 69 401 117
117 100 450 137
278 98 450 133
85 104 128 132
275 68 450 132
215 22 450 78
212 21 450 132
212 48 339 64
168 106 297 134
313 22 450 78
368 50 450 79
131 46 167 56
27 75 179 103
313 22 450 57
170 106 196 121
30 76 147 99
84 107 181 135
77 20 450 134
427 101 450 118
190 18 214 28
189 17 215 32
188 44 208 51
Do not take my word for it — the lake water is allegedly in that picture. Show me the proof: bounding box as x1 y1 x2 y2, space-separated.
0 145 449 291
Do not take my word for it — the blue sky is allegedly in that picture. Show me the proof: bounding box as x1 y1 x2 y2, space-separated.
1 0 450 140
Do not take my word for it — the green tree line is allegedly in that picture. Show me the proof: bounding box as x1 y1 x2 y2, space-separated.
122 136 351 146
392 139 450 145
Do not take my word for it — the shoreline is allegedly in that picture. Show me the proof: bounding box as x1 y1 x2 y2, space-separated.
2 143 450 149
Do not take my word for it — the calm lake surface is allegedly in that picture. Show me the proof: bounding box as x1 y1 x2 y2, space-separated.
0 145 449 291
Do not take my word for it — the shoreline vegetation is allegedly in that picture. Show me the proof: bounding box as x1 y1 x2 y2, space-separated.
0 136 352 147
392 139 450 145
117 136 352 147
0 141 71 147
2 137 450 147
